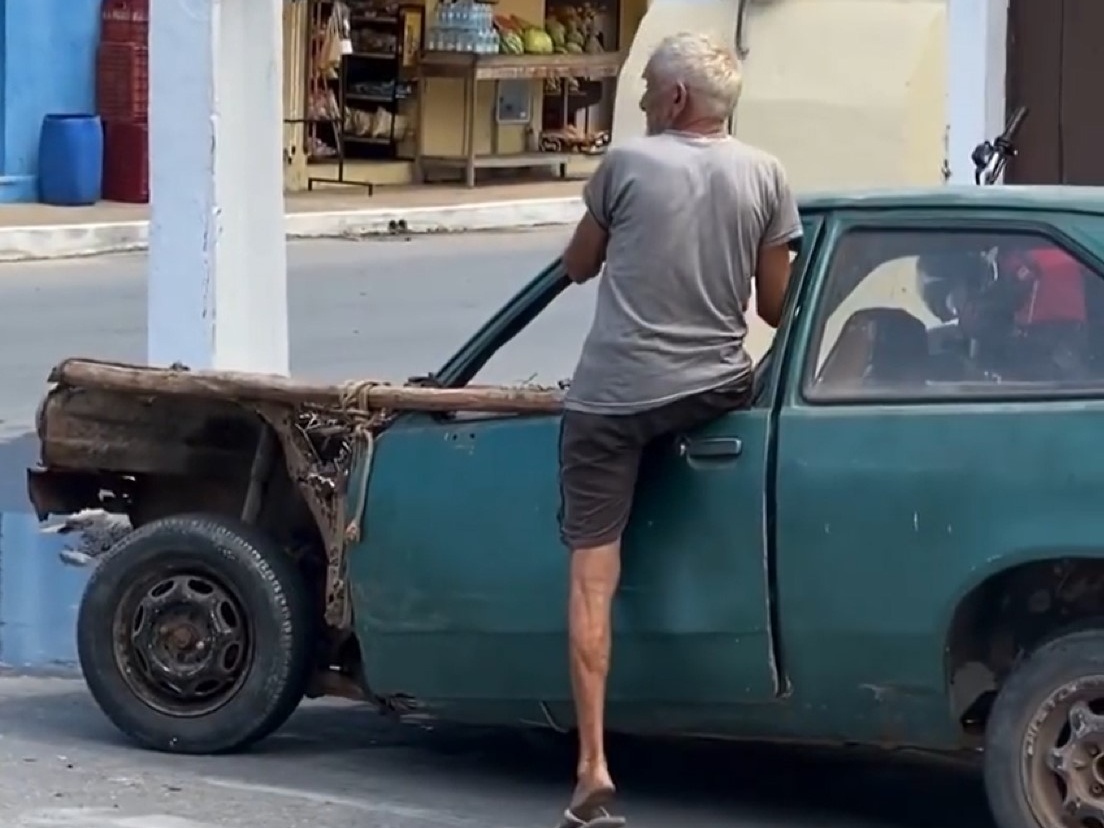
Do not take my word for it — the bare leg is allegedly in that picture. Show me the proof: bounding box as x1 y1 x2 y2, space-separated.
568 540 621 813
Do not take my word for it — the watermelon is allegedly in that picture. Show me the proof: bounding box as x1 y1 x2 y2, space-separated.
500 31 525 54
523 27 554 54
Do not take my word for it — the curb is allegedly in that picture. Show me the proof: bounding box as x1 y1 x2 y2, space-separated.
0 196 586 263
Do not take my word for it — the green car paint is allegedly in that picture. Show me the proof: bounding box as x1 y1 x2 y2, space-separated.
345 185 1104 754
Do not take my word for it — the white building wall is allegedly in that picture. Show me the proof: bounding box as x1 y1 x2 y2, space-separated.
612 0 1008 192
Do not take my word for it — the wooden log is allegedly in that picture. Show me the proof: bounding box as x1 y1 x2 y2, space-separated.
49 358 564 414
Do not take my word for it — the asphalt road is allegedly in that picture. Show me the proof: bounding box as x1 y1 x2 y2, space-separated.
0 232 988 827
1 676 989 828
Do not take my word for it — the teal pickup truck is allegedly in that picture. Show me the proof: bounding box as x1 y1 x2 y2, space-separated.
27 185 1104 828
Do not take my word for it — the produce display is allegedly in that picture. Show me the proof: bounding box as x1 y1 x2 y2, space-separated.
539 125 610 154
492 5 605 56
545 3 605 54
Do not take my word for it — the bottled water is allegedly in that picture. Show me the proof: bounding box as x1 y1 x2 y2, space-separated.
430 0 500 54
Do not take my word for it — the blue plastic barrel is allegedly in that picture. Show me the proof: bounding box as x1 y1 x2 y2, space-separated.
38 114 104 206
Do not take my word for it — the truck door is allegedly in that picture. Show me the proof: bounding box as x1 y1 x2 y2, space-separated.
774 212 1104 724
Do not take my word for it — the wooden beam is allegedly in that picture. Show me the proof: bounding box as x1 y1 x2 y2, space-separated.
50 358 564 414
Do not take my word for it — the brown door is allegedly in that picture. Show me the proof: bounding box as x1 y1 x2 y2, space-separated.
1006 0 1104 184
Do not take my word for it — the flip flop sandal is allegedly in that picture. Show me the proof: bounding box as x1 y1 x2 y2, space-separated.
556 806 627 828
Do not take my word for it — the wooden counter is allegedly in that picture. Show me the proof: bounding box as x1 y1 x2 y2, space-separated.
414 51 623 187
419 51 622 80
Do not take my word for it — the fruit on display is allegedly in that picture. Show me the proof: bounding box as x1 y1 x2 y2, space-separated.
499 29 525 53
551 3 603 52
491 4 605 56
493 14 551 54
523 26 554 54
545 18 567 50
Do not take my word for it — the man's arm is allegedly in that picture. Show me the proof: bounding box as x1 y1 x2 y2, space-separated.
563 151 622 283
563 213 609 284
754 161 802 329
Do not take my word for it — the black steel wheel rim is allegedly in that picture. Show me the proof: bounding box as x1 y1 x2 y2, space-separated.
111 565 255 718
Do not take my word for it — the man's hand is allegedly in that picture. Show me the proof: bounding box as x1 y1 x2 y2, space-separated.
563 212 609 284
754 243 792 328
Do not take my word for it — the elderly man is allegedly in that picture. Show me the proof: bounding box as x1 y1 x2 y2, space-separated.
555 31 801 827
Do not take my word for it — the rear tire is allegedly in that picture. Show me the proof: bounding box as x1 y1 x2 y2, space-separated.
77 513 315 754
984 628 1104 828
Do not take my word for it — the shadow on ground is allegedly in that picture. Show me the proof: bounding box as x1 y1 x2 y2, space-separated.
0 686 993 828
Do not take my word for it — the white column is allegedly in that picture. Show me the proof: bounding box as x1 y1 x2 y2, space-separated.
945 0 1008 184
148 0 289 375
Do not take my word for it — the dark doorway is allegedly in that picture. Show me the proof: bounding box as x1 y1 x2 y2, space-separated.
1006 0 1104 184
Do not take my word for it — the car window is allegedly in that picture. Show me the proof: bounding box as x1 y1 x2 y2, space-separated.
804 227 1104 401
469 279 597 389
470 212 819 390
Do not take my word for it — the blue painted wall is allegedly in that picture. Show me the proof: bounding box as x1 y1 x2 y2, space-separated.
0 0 101 203
0 512 88 670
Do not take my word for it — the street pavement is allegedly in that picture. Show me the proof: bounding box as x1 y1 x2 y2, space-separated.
0 231 988 827
1 676 988 828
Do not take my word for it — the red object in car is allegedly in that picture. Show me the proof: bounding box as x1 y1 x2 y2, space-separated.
1006 245 1087 325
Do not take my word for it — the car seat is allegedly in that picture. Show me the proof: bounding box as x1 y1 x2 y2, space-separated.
816 307 930 392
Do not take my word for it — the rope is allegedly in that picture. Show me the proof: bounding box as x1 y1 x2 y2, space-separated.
343 427 375 544
339 379 380 411
336 380 387 543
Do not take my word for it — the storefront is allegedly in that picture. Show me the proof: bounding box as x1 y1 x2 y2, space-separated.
0 0 1042 203
286 0 634 190
0 0 101 203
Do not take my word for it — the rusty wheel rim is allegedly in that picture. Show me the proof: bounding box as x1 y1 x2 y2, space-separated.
112 569 254 718
1023 678 1104 828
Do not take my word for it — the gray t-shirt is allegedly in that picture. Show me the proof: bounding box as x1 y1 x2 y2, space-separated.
563 131 802 415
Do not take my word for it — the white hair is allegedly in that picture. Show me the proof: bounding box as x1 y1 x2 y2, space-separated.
647 32 743 120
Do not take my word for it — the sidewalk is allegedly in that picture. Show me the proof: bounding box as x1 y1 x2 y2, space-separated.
0 181 586 262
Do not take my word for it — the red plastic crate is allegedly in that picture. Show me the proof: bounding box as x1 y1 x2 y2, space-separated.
96 42 148 122
101 0 148 44
103 121 149 203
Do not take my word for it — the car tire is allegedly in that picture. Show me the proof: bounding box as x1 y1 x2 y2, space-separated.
77 512 315 754
984 627 1104 828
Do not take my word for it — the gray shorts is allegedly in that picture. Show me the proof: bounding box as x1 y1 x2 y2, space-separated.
557 376 754 549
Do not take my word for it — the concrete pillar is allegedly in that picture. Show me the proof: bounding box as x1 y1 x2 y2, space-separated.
148 0 289 374
945 0 1008 184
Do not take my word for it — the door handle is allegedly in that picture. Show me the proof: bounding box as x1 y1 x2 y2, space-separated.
680 437 742 459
